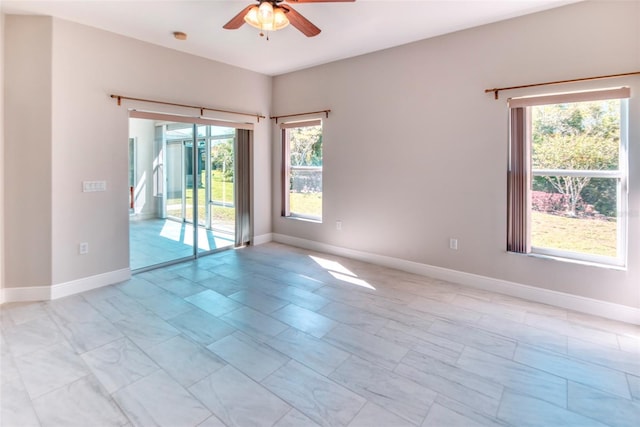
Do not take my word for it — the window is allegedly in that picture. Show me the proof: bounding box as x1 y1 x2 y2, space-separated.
281 120 323 220
508 87 629 266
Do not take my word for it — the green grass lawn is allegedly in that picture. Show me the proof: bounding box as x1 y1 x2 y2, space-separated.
168 176 613 257
531 211 617 257
290 192 322 217
167 173 235 225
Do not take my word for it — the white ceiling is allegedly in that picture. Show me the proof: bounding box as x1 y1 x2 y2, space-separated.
2 0 580 76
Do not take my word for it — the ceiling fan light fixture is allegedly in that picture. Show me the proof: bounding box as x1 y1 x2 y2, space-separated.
244 6 261 28
258 1 274 23
272 8 290 30
244 2 289 32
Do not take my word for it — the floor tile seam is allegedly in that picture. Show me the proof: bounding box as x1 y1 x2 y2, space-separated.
271 408 301 427
435 394 515 427
560 348 640 378
398 338 463 362
342 401 373 427
498 384 619 427
403 301 484 324
251 366 322 425
314 312 390 336
164 362 225 391
322 325 410 362
625 374 640 402
17 399 45 427
266 368 370 427
562 309 640 331
394 352 505 407
432 388 506 424
568 335 640 357
227 299 290 316
209 336 292 381
424 321 519 354
522 317 623 347
373 327 447 357
320 295 401 317
10 332 89 393
46 308 122 341
450 294 526 323
255 345 342 388
326 359 437 427
4 304 50 327
512 342 635 399
3 316 67 359
115 368 214 426
496 341 580 380
1 348 45 424
69 331 129 358
568 376 640 408
26 369 94 402
115 318 183 351
3 305 58 329
456 344 570 405
494 385 577 423
79 336 161 386
470 314 571 353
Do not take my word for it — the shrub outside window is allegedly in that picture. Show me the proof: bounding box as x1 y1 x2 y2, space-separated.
508 88 629 267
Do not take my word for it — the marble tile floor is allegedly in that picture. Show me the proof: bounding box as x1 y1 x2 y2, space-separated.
1 242 639 427
129 218 234 271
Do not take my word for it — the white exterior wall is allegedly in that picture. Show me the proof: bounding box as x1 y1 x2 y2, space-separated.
128 118 158 219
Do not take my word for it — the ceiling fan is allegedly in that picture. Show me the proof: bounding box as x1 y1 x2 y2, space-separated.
223 0 355 38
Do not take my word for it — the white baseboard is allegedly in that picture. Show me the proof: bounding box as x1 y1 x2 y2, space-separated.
1 285 51 303
1 268 131 304
51 268 131 300
253 233 273 246
273 233 640 325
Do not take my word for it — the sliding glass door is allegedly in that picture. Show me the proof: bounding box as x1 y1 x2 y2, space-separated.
129 113 248 271
204 126 236 236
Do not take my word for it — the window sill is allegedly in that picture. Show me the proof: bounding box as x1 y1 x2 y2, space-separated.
508 251 626 271
283 215 322 224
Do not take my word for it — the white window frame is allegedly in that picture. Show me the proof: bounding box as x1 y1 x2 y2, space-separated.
281 119 323 222
508 88 629 268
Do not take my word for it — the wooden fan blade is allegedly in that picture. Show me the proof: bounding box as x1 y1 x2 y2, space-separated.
223 5 255 29
282 5 321 37
287 0 355 3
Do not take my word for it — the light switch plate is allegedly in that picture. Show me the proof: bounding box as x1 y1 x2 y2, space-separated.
83 181 107 192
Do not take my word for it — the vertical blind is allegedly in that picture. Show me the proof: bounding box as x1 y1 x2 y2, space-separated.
235 129 252 247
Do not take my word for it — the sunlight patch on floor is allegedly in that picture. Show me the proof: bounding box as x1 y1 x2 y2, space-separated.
310 255 376 290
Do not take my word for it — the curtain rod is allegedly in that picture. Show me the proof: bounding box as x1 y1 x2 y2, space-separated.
485 71 640 100
270 109 330 124
110 94 266 122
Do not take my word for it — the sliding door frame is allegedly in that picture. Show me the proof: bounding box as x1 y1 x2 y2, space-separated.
129 111 253 271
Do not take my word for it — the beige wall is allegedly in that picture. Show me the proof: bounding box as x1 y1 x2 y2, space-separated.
4 16 53 287
4 16 272 289
272 1 640 309
0 13 5 295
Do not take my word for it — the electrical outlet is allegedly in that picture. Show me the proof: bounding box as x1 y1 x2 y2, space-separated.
336 220 342 231
79 242 89 255
449 238 458 250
